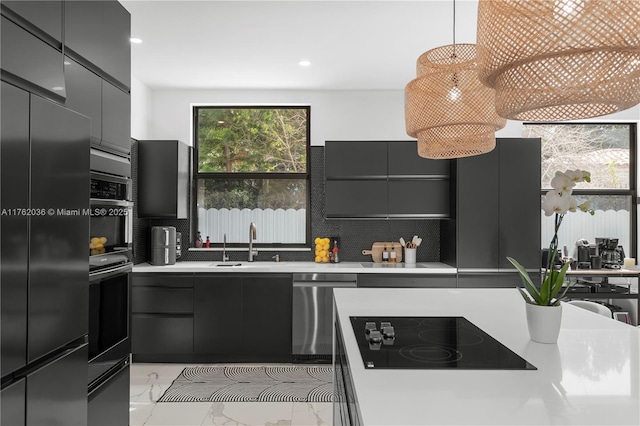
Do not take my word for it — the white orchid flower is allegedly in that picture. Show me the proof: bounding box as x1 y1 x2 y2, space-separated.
567 196 578 212
550 172 575 195
542 190 571 216
566 169 591 183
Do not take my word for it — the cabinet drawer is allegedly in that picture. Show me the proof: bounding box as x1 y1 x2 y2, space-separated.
133 274 193 287
325 180 388 218
132 286 193 314
131 315 193 354
1 16 65 101
358 274 456 288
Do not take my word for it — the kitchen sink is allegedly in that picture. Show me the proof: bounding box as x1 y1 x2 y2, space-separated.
208 262 271 268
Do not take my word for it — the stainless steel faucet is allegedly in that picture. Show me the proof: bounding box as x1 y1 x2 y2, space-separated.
248 222 257 262
222 233 229 262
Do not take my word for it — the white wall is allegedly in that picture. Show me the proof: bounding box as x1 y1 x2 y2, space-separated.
130 75 152 140
132 85 640 146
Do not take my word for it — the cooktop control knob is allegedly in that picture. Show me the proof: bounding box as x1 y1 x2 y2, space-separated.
368 330 382 343
365 322 377 337
381 321 392 329
381 326 395 338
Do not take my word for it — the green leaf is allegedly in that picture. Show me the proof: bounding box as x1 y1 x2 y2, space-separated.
507 257 543 305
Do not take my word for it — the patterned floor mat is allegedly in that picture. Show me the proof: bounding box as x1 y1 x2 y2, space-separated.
158 365 334 403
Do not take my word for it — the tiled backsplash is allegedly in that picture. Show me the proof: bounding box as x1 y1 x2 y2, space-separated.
133 144 443 264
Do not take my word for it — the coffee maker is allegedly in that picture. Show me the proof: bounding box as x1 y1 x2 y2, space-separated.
596 238 625 269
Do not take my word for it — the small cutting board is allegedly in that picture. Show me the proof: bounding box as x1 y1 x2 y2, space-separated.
362 242 403 263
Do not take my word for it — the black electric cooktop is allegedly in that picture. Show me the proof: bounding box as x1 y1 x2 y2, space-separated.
350 316 536 370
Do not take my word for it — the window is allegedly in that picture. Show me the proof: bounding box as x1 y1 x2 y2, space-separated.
523 123 636 258
194 106 310 245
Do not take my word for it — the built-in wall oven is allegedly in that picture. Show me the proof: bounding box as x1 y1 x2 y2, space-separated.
88 149 133 425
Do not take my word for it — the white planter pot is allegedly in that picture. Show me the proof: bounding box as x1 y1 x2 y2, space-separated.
525 303 562 344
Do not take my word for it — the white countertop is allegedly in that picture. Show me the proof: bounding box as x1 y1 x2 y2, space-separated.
334 288 640 425
132 261 456 274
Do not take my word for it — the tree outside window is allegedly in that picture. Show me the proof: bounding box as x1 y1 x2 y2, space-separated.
194 106 310 245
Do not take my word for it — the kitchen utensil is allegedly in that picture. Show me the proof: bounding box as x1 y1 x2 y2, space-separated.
362 242 403 263
412 235 418 245
399 237 406 248
415 237 422 247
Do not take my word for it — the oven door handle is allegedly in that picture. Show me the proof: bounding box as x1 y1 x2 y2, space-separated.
89 263 133 282
90 199 134 207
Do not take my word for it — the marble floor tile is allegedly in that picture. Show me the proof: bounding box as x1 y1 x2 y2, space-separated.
130 363 334 426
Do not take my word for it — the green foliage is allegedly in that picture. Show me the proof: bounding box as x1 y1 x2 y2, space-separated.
508 256 571 306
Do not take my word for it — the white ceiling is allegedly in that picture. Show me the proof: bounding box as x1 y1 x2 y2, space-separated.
121 0 480 91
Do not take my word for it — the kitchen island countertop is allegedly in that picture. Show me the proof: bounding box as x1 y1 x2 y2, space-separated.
132 261 456 274
333 287 640 425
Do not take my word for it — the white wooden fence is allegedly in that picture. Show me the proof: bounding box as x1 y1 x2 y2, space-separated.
198 208 306 244
541 209 631 256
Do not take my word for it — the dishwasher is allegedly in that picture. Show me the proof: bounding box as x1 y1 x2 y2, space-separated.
292 273 357 363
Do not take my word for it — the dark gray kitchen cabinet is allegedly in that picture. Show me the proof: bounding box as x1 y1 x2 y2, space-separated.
242 275 292 357
63 57 131 155
64 0 131 90
325 180 388 218
138 140 191 219
358 274 456 288
0 82 29 377
63 58 102 146
131 274 194 358
1 0 62 44
193 276 243 355
455 138 541 287
0 16 65 101
88 363 130 426
194 274 292 361
325 141 387 178
101 81 131 156
26 344 88 426
1 378 25 426
325 140 450 218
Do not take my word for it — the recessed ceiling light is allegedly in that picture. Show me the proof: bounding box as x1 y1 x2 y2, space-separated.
130 37 143 44
298 60 311 67
51 86 64 91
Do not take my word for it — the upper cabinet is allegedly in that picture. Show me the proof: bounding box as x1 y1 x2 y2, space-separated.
64 57 131 156
65 0 131 91
1 1 63 44
324 141 451 219
0 15 65 101
137 140 191 219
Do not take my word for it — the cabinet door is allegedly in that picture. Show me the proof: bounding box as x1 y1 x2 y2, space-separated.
388 141 450 177
26 344 88 426
101 0 131 89
242 275 292 358
88 363 130 426
193 276 243 354
63 57 102 146
388 180 450 217
456 148 500 269
325 180 388 218
28 95 89 362
1 16 65 101
64 0 130 90
325 141 387 178
1 82 29 376
1 378 25 426
498 138 541 270
2 0 63 43
131 315 193 354
101 81 131 156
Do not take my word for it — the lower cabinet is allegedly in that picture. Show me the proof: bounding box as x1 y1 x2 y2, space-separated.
358 274 457 288
131 272 292 362
131 274 194 361
88 363 130 426
457 272 541 288
1 378 25 426
194 274 292 362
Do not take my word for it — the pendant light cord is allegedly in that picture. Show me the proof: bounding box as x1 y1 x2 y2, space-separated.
453 0 456 46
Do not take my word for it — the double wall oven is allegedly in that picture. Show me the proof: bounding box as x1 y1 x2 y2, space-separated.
88 149 133 425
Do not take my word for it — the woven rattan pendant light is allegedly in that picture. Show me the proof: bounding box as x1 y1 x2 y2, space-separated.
404 1 506 159
476 0 640 121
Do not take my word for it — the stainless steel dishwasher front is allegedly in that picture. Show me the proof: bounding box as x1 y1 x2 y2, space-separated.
292 273 357 362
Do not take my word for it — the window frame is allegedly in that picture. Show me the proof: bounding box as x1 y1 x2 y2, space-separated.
192 105 312 248
526 122 637 258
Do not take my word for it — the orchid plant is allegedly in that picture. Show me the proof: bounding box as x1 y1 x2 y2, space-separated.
508 169 594 306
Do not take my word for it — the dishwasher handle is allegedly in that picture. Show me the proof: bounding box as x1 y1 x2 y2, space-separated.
293 281 357 288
